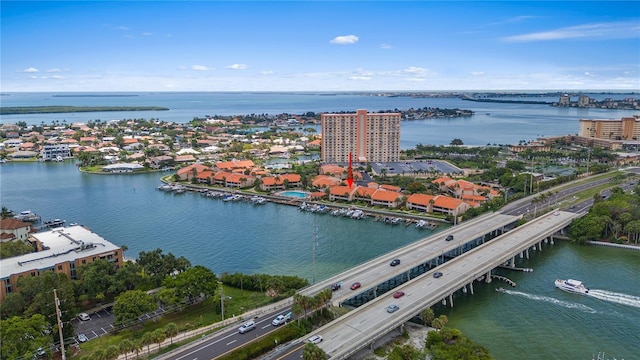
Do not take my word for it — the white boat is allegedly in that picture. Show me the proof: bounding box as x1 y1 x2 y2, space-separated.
555 278 589 294
13 210 41 222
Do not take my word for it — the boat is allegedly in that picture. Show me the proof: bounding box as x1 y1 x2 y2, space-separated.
555 278 589 294
415 220 428 229
43 219 65 228
157 184 173 191
13 210 41 222
495 287 506 293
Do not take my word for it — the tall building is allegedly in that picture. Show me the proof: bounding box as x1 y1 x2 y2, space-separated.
321 109 401 163
578 116 640 140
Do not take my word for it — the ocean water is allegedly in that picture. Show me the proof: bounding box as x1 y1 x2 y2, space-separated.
1 92 638 147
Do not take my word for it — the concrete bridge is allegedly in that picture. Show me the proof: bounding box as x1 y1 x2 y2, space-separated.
303 210 580 359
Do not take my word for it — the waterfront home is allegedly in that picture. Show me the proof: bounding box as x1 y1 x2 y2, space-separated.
0 218 33 242
370 189 403 208
148 155 174 169
311 175 342 189
406 193 436 213
177 163 212 181
102 163 145 173
215 159 255 172
320 164 347 179
431 195 471 217
258 174 302 191
329 185 356 202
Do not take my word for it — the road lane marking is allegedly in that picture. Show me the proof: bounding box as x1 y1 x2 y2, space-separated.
226 339 236 346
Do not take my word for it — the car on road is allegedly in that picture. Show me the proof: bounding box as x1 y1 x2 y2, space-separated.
445 234 454 241
272 312 291 326
390 259 401 266
350 282 361 290
308 335 323 344
433 271 443 278
553 211 560 216
386 304 399 313
238 320 256 334
77 313 90 321
330 283 341 291
77 333 88 343
392 291 405 298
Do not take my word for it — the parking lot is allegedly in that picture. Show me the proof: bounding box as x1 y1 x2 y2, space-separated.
370 160 463 177
73 307 115 342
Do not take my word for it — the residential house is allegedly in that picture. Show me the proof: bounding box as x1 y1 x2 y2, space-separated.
0 219 32 242
176 163 212 181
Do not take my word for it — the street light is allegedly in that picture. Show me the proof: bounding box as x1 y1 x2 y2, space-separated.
219 281 225 321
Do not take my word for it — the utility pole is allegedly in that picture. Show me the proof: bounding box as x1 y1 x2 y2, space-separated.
218 281 225 321
53 289 66 360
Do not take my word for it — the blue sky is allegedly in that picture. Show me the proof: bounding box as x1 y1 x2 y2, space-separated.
1 1 639 92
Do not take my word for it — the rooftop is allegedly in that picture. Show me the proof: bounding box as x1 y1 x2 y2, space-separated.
1 225 121 279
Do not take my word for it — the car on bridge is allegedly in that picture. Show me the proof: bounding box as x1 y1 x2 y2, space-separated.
350 282 361 290
386 304 399 313
445 235 454 241
330 283 341 291
390 259 401 266
392 291 405 298
433 271 443 278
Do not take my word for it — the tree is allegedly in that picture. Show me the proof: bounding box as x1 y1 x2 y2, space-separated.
77 259 117 301
113 290 156 325
421 307 435 326
106 345 120 360
0 314 50 360
165 322 178 345
138 248 191 286
450 138 464 146
162 265 218 301
0 293 26 319
119 338 135 360
141 331 156 355
303 342 327 360
153 328 167 351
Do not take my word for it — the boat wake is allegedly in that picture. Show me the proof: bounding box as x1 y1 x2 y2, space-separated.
585 289 640 309
498 289 597 313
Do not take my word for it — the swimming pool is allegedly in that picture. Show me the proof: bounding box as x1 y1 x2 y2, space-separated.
278 191 309 198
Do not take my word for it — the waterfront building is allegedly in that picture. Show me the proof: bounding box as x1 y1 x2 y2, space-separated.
0 218 33 242
321 109 401 163
0 225 123 301
578 116 640 141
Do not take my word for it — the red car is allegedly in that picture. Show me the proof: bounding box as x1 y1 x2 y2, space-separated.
350 282 361 290
393 291 405 298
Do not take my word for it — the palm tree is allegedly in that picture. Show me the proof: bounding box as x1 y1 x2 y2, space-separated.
421 307 435 326
153 328 167 351
119 338 134 360
165 322 178 345
141 331 155 355
106 345 119 360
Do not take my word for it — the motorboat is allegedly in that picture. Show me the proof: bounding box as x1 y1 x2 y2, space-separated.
13 210 41 222
555 278 589 294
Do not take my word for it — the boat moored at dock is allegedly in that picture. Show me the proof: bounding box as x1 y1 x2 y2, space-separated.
555 278 589 294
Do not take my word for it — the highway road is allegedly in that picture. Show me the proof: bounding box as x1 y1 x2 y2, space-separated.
161 307 293 360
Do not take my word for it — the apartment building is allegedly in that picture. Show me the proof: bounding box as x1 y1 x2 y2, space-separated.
321 109 401 163
0 225 123 301
578 116 640 140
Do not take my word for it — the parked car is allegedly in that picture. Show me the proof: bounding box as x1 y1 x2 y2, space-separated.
308 335 323 344
350 282 361 290
390 259 401 266
77 333 88 343
386 304 399 313
445 235 454 241
433 271 443 278
77 313 90 321
393 291 405 298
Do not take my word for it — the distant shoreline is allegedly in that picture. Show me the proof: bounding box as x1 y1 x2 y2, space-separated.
0 105 170 115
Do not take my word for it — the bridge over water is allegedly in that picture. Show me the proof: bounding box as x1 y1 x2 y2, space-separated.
302 210 580 359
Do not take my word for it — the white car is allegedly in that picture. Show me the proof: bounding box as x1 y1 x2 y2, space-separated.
77 333 88 343
308 335 323 344
77 313 90 321
272 312 291 326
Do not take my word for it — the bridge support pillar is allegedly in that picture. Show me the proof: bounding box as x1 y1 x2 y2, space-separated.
550 236 555 244
449 294 454 308
526 248 529 259
510 256 516 267
469 282 474 295
538 241 543 252
485 271 492 283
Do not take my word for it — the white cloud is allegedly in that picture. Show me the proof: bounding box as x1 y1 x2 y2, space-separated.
403 66 427 77
348 76 372 81
470 71 485 76
260 70 274 75
503 21 640 42
226 64 248 70
22 67 39 73
380 44 392 49
584 72 596 77
142 32 153 36
330 35 359 45
115 25 129 31
191 65 212 71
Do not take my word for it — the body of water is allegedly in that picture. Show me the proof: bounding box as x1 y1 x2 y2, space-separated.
1 161 638 360
1 92 639 147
